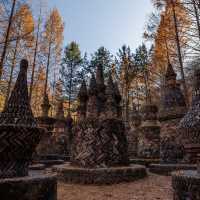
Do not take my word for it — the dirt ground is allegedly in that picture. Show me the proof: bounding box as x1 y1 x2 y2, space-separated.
58 173 173 200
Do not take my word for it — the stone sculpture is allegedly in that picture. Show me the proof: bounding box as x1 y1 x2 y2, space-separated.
72 68 129 168
178 68 200 163
159 63 186 163
0 59 43 178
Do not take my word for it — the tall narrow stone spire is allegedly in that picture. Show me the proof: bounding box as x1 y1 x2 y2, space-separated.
159 62 186 120
56 99 64 120
113 81 122 118
41 93 51 118
77 80 88 121
96 64 106 116
104 74 118 118
96 64 105 87
165 62 177 82
0 59 43 178
87 74 98 118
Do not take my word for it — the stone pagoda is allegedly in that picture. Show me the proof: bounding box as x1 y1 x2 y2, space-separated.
72 66 129 168
0 59 56 200
127 103 141 159
53 66 147 184
178 68 200 163
159 63 187 163
172 68 200 200
36 92 56 157
138 102 161 159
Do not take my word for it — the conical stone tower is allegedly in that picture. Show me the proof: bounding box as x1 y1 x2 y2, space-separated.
0 59 43 178
159 63 186 164
159 63 186 121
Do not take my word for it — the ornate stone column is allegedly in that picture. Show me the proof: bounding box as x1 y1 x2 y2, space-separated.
138 103 160 159
159 63 186 164
87 74 98 119
77 80 88 121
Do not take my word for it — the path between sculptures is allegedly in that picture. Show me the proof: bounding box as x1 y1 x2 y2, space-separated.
58 173 172 200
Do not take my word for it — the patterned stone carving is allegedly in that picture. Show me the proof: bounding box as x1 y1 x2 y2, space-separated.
178 68 200 163
172 171 200 200
86 74 98 119
0 59 43 178
72 70 129 168
160 136 184 164
96 64 106 117
159 63 186 163
138 104 160 159
77 80 88 121
41 93 51 118
159 63 186 121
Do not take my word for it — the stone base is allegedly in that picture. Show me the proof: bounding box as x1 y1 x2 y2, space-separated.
53 163 147 185
130 158 160 167
0 172 57 200
149 164 197 176
172 170 200 200
37 160 65 168
29 164 46 170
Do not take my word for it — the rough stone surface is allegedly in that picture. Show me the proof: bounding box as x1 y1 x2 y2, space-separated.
0 173 57 200
138 104 160 159
72 69 129 168
160 135 185 164
172 170 200 200
58 173 173 200
53 163 146 185
72 118 129 168
77 80 88 121
178 68 200 163
0 60 43 178
150 164 197 176
159 63 186 164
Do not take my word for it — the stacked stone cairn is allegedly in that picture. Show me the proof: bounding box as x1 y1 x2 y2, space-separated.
127 103 141 159
172 68 200 200
72 65 129 168
138 102 160 159
53 65 147 184
178 68 200 164
159 63 186 164
0 59 57 200
52 99 70 157
36 92 56 156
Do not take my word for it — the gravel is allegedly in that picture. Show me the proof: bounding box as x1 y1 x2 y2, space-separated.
58 173 173 200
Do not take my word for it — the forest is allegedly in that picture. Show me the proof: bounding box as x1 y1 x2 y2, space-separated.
0 0 199 123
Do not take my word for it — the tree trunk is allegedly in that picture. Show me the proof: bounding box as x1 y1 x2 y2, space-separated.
44 41 52 95
5 36 20 105
0 0 16 80
29 15 41 102
172 1 189 106
192 0 200 40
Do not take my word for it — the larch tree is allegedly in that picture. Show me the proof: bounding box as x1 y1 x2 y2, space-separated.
42 8 64 98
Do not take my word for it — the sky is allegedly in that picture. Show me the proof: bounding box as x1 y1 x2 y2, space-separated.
48 0 153 55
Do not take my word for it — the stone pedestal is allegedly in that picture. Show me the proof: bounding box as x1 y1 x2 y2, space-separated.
0 59 57 199
172 171 200 200
138 104 160 159
0 173 57 200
